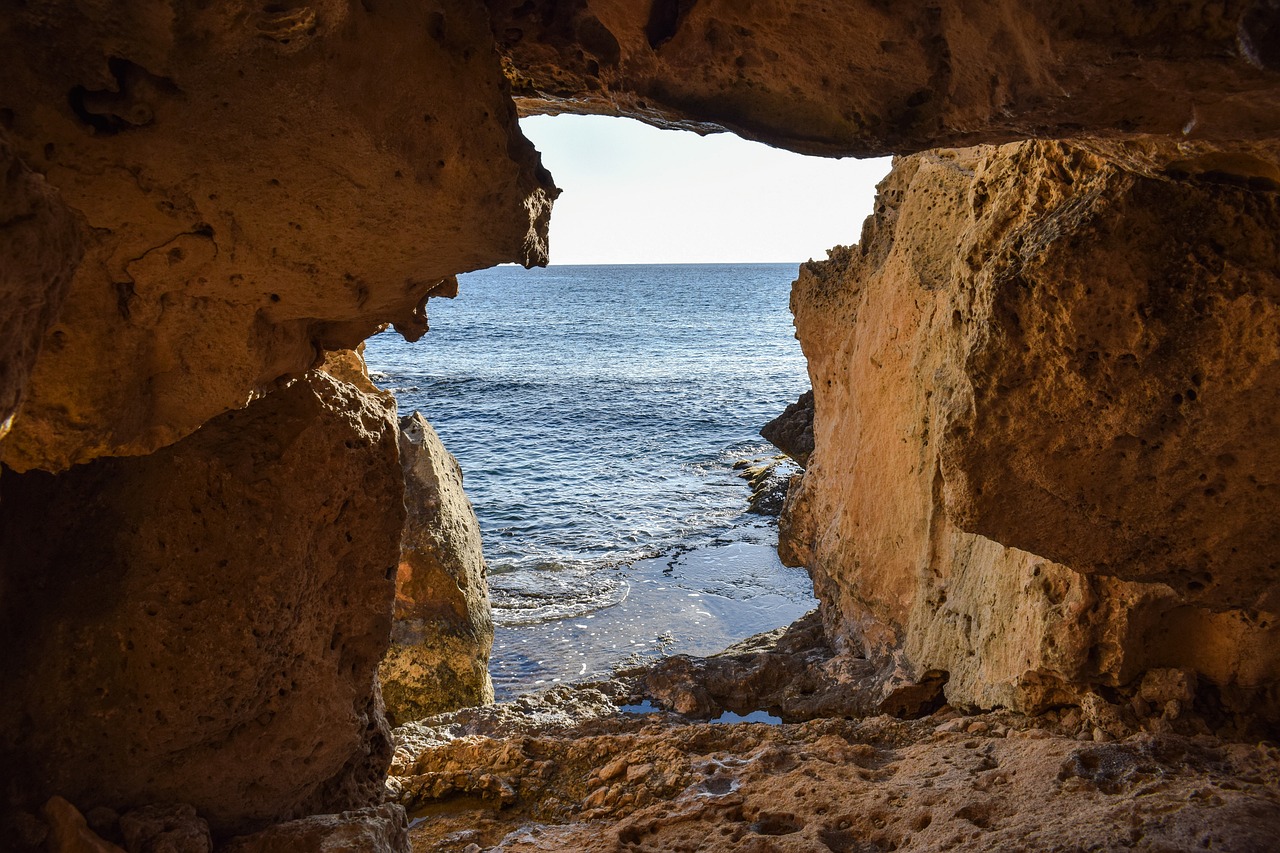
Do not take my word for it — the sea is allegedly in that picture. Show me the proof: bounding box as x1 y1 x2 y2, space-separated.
363 263 817 698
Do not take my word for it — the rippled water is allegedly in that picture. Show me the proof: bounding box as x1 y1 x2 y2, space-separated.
364 264 816 696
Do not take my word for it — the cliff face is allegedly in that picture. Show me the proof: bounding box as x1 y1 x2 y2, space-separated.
2 0 1280 845
782 140 1280 723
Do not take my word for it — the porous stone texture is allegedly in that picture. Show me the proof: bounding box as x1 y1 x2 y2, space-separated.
489 0 1280 156
781 140 1280 723
0 133 80 442
379 412 495 725
0 373 403 836
220 805 409 853
0 0 556 472
389 674 1280 853
118 804 211 853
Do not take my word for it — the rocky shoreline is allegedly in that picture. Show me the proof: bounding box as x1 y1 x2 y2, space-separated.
391 615 1280 852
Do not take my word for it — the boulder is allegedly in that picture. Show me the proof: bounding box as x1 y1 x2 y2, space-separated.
379 413 494 725
782 140 1280 723
0 373 403 835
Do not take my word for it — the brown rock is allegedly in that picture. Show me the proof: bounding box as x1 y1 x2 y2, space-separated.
390 679 1280 853
40 797 125 853
783 141 1280 722
118 804 210 853
0 0 556 472
379 413 494 725
490 1 1280 156
0 132 81 443
0 373 403 835
219 805 408 853
760 390 814 468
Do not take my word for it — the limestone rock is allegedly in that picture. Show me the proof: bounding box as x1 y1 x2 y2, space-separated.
490 0 1280 156
118 804 211 853
782 141 1280 721
389 676 1280 853
40 797 125 853
0 0 556 472
760 390 814 467
0 132 81 443
219 805 409 853
379 413 494 725
0 373 403 835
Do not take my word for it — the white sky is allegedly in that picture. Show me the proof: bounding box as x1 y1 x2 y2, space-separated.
521 114 892 265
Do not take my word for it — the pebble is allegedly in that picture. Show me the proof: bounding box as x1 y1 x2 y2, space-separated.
966 721 990 735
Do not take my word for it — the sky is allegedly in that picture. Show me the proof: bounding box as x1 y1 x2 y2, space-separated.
520 114 891 265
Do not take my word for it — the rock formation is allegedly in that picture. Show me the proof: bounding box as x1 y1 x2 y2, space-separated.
781 140 1280 725
379 412 495 725
3 0 1280 847
0 372 403 837
0 0 556 473
487 0 1280 155
760 389 814 467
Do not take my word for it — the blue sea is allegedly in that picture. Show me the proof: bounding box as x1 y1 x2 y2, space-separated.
363 264 817 697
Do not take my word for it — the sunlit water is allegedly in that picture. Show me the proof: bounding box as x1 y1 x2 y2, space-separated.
364 264 817 697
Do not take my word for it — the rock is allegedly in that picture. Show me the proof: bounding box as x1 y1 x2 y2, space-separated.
219 805 409 853
736 454 797 516
0 132 81 445
782 140 1280 725
118 804 210 853
760 390 814 467
490 1 1280 156
0 0 556 472
40 797 125 853
378 412 494 725
390 675 1280 853
0 373 403 835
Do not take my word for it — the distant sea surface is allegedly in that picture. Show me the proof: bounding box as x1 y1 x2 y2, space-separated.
364 264 817 698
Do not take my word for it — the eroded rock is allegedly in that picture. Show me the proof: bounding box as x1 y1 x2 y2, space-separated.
0 132 81 443
760 390 814 468
219 805 409 853
490 0 1280 156
379 413 495 725
0 0 556 472
782 140 1280 723
0 373 403 835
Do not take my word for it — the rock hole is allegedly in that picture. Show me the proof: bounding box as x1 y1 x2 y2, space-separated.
751 813 801 836
645 0 698 50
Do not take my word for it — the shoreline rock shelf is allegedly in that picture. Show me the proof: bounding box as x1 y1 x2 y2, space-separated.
1 0 1279 849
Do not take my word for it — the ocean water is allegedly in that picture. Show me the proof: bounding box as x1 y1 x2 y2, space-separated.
363 264 817 697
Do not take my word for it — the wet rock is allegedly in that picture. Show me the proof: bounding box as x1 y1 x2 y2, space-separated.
735 455 797 516
379 412 494 725
0 373 403 835
219 805 409 853
760 390 814 467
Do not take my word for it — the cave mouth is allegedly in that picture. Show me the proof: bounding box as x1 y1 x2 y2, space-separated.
366 114 889 698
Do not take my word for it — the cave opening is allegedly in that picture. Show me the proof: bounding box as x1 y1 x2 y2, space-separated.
365 114 890 700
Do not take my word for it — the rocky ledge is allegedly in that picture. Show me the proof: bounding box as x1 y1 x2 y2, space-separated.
390 617 1280 852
